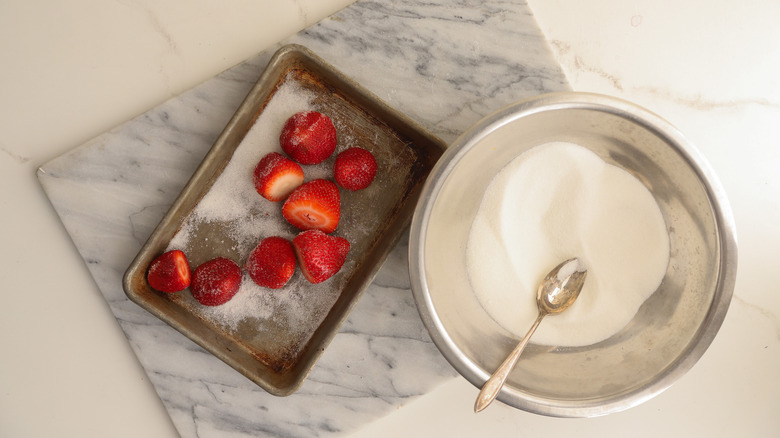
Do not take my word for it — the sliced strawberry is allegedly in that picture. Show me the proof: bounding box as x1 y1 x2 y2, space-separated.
282 179 341 234
279 111 338 165
147 249 191 293
253 152 304 201
190 257 242 306
245 236 296 289
334 147 377 191
292 230 350 284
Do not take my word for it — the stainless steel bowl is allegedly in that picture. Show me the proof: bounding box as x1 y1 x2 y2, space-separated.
408 92 737 417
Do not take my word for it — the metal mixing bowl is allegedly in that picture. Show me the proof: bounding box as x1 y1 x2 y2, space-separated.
408 92 737 417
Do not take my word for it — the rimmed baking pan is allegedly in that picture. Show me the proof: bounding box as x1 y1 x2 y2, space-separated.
123 44 445 396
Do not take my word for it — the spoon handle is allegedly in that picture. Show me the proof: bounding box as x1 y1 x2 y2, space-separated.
474 311 546 413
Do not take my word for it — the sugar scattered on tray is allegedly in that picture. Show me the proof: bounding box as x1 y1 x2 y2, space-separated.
164 71 421 361
167 78 322 326
194 82 313 224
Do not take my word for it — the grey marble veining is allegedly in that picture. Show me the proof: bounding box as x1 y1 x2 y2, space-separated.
37 0 568 436
291 0 569 143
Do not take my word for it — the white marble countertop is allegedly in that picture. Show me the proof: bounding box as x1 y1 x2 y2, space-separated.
2 1 778 437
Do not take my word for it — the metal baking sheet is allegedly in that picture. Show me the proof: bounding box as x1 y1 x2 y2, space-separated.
123 44 445 396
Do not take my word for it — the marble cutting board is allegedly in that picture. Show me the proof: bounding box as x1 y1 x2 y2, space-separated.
37 0 569 436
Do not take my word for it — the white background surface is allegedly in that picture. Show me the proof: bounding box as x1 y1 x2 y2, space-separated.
2 1 778 436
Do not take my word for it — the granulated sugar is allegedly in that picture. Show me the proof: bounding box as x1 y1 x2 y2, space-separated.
165 76 351 356
161 68 424 365
168 78 313 258
466 142 670 347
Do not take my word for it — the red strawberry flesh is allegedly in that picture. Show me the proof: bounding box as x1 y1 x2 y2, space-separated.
334 147 378 191
282 179 341 234
147 250 191 293
245 236 296 289
253 152 304 202
292 230 350 284
280 111 337 165
190 257 242 306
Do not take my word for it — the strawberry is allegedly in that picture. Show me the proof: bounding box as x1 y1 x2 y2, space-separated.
245 236 296 289
292 230 350 284
282 179 341 234
253 152 304 202
279 111 337 165
147 249 191 293
190 257 242 306
334 147 377 191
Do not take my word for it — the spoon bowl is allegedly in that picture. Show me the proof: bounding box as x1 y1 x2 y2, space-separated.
474 258 587 413
539 258 588 315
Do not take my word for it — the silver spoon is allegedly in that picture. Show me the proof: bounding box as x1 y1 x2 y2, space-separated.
474 257 588 413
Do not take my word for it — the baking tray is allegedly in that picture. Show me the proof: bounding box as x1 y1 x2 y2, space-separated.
123 44 445 396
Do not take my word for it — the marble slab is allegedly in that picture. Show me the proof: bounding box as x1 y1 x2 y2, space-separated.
37 0 569 436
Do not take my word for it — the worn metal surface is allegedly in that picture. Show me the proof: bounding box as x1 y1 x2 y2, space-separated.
409 92 737 416
124 45 445 396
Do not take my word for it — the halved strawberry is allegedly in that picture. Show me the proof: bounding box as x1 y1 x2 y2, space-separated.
190 257 242 306
253 152 304 201
279 111 337 165
245 236 296 289
334 147 377 191
282 179 341 233
147 249 191 293
292 230 350 284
